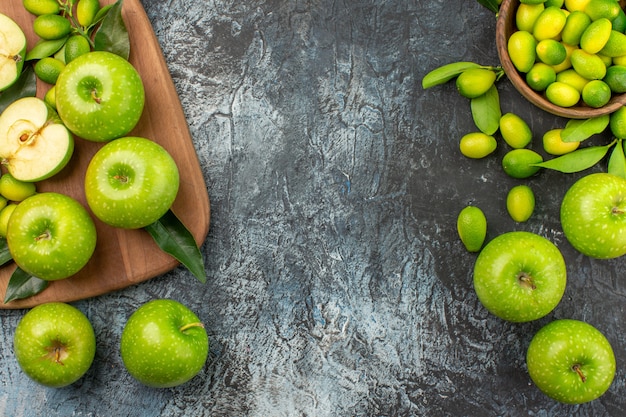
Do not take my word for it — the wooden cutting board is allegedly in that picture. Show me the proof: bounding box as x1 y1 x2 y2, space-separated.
0 0 211 308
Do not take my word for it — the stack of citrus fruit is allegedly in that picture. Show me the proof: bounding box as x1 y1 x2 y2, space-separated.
507 0 626 108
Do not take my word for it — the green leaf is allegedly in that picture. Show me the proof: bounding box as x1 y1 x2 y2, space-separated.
476 0 500 14
144 210 206 283
561 115 610 143
25 37 68 61
422 62 481 89
471 84 501 135
3 267 49 304
94 0 130 60
0 238 11 267
0 66 37 114
532 142 615 173
91 4 114 28
608 139 626 179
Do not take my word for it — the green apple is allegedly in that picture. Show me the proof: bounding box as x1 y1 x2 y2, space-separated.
0 97 74 182
0 13 26 92
13 302 96 388
120 299 209 388
527 319 616 404
84 136 180 229
55 51 145 141
561 172 626 259
473 231 567 322
7 192 97 281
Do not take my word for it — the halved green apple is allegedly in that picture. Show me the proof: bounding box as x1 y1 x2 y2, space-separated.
0 13 27 92
0 97 74 182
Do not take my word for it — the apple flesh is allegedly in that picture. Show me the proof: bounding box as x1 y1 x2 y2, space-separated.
0 97 74 182
527 319 616 404
85 136 180 229
55 51 145 141
13 302 96 388
7 192 97 281
120 299 209 388
561 173 626 259
0 13 26 92
473 231 567 322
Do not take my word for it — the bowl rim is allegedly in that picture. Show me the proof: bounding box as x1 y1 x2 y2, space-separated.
496 0 626 119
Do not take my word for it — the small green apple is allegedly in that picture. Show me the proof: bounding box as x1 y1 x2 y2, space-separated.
0 97 74 182
527 319 616 404
0 13 26 92
7 192 97 281
13 302 96 388
120 299 209 388
561 172 626 259
55 51 145 141
84 136 180 229
473 231 567 322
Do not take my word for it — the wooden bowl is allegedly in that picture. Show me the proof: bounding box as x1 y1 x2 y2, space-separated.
496 0 626 119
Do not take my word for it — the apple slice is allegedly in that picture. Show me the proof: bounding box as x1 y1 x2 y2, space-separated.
0 97 74 182
0 13 27 92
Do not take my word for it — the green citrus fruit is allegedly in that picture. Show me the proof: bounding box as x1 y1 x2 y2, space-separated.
609 105 626 139
612 8 626 32
546 80 582 106
533 7 567 41
457 206 487 253
459 132 497 158
570 49 607 80
499 113 533 149
516 3 546 32
506 185 535 223
33 14 72 40
599 30 626 58
583 0 620 21
0 203 17 238
581 79 611 107
22 0 60 16
456 68 496 99
508 30 537 73
76 0 101 27
0 173 36 202
562 11 592 46
34 56 65 85
555 68 590 92
64 35 91 63
543 128 580 155
545 0 564 6
44 85 56 109
536 39 567 65
526 62 557 91
564 0 591 12
580 18 612 54
502 149 544 178
604 64 626 92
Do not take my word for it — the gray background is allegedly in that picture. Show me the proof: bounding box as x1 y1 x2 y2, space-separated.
1 0 625 416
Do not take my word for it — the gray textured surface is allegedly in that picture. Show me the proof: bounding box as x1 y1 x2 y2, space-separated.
1 0 626 416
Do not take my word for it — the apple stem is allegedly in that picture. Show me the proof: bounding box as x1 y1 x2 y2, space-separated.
517 272 536 290
91 89 102 104
612 206 625 215
572 364 587 383
179 322 205 333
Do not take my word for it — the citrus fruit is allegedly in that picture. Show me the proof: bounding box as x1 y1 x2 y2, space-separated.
561 10 592 46
516 3 546 32
457 206 487 253
542 128 580 155
536 39 567 65
459 132 497 158
599 30 626 58
604 64 626 92
564 0 591 12
0 173 36 202
499 113 533 148
506 185 535 222
545 0 564 6
76 0 100 27
546 81 582 106
64 35 91 63
581 79 611 107
44 85 56 109
33 14 72 40
533 7 567 41
583 0 620 21
526 62 556 91
456 68 496 99
34 56 65 84
610 105 626 139
555 67 589 92
502 148 544 178
570 49 607 80
580 18 612 54
0 203 17 237
22 0 60 16
508 30 537 73
612 9 626 32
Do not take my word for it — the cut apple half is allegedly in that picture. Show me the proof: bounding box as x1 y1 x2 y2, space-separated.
0 13 27 92
0 97 74 182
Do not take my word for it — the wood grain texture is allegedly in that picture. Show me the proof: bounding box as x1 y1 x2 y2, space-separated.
0 0 210 309
497 0 626 119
